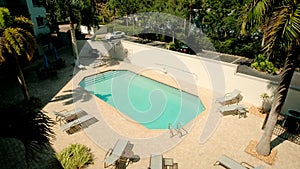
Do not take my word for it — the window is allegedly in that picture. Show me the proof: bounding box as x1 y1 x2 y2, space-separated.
36 16 44 27
32 0 40 6
0 0 6 6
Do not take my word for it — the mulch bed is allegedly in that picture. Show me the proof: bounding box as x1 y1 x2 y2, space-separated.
248 106 267 118
245 140 277 165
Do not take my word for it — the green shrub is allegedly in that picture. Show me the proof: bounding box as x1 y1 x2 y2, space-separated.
56 144 93 169
165 40 184 51
166 42 176 50
251 54 277 74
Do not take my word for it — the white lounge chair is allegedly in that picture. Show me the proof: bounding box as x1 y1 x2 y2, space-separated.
60 114 94 132
216 89 243 105
104 139 134 168
74 59 86 70
218 104 248 117
149 155 163 169
214 155 264 169
53 108 84 123
149 155 176 169
91 60 104 68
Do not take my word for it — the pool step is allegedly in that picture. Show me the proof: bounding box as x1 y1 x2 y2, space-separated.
81 70 129 87
168 122 188 138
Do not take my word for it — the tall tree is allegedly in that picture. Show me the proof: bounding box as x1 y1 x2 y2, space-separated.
200 0 260 57
0 7 37 101
58 0 83 61
40 0 60 33
240 0 300 155
40 0 95 60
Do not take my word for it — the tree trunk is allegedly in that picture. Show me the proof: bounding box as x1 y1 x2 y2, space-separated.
261 34 266 47
183 20 186 37
70 22 79 61
256 44 298 155
14 54 30 101
172 31 175 43
126 14 128 27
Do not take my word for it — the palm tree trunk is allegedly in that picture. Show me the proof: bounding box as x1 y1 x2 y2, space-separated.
14 54 30 101
261 34 266 47
256 44 298 155
70 22 79 61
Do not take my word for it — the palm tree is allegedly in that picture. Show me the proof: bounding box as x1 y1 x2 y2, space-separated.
55 0 92 62
240 0 300 155
0 7 37 101
1 97 56 166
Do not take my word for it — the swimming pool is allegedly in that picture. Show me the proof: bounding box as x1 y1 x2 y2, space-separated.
79 70 205 129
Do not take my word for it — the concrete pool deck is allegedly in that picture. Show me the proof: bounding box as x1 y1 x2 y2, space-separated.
43 42 300 168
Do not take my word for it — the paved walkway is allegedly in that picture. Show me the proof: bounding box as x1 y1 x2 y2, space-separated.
43 41 300 169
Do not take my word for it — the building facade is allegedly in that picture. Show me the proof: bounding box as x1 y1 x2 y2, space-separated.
0 0 50 55
0 0 50 36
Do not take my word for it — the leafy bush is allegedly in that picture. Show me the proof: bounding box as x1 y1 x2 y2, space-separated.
251 54 277 74
56 144 94 169
165 40 183 51
166 42 176 50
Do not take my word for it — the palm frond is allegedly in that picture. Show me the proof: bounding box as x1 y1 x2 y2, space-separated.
240 0 273 35
17 29 37 61
270 44 297 113
4 28 23 55
3 27 37 61
0 37 6 62
263 2 300 56
0 97 56 162
12 16 34 32
0 7 11 28
284 4 300 45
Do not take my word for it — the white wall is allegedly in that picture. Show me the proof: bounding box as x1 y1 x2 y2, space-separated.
122 41 300 114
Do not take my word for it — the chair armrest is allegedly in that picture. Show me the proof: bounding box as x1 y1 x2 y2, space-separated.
58 109 68 113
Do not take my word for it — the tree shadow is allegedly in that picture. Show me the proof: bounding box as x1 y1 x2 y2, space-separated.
271 122 300 150
50 87 93 105
65 117 99 135
95 94 111 102
270 132 286 149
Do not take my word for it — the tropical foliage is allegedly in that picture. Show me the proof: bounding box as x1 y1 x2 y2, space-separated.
56 144 94 169
251 54 277 74
0 97 55 163
103 0 261 58
40 0 96 60
240 0 300 155
0 7 37 101
41 0 265 59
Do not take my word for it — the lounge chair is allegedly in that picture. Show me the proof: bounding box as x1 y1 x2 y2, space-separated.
218 104 248 118
149 155 163 169
104 139 134 168
216 89 243 105
91 60 104 68
73 59 86 70
149 155 177 169
60 114 94 132
53 108 84 124
214 155 264 169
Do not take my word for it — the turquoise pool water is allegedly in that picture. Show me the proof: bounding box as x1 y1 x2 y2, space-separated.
79 70 205 129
